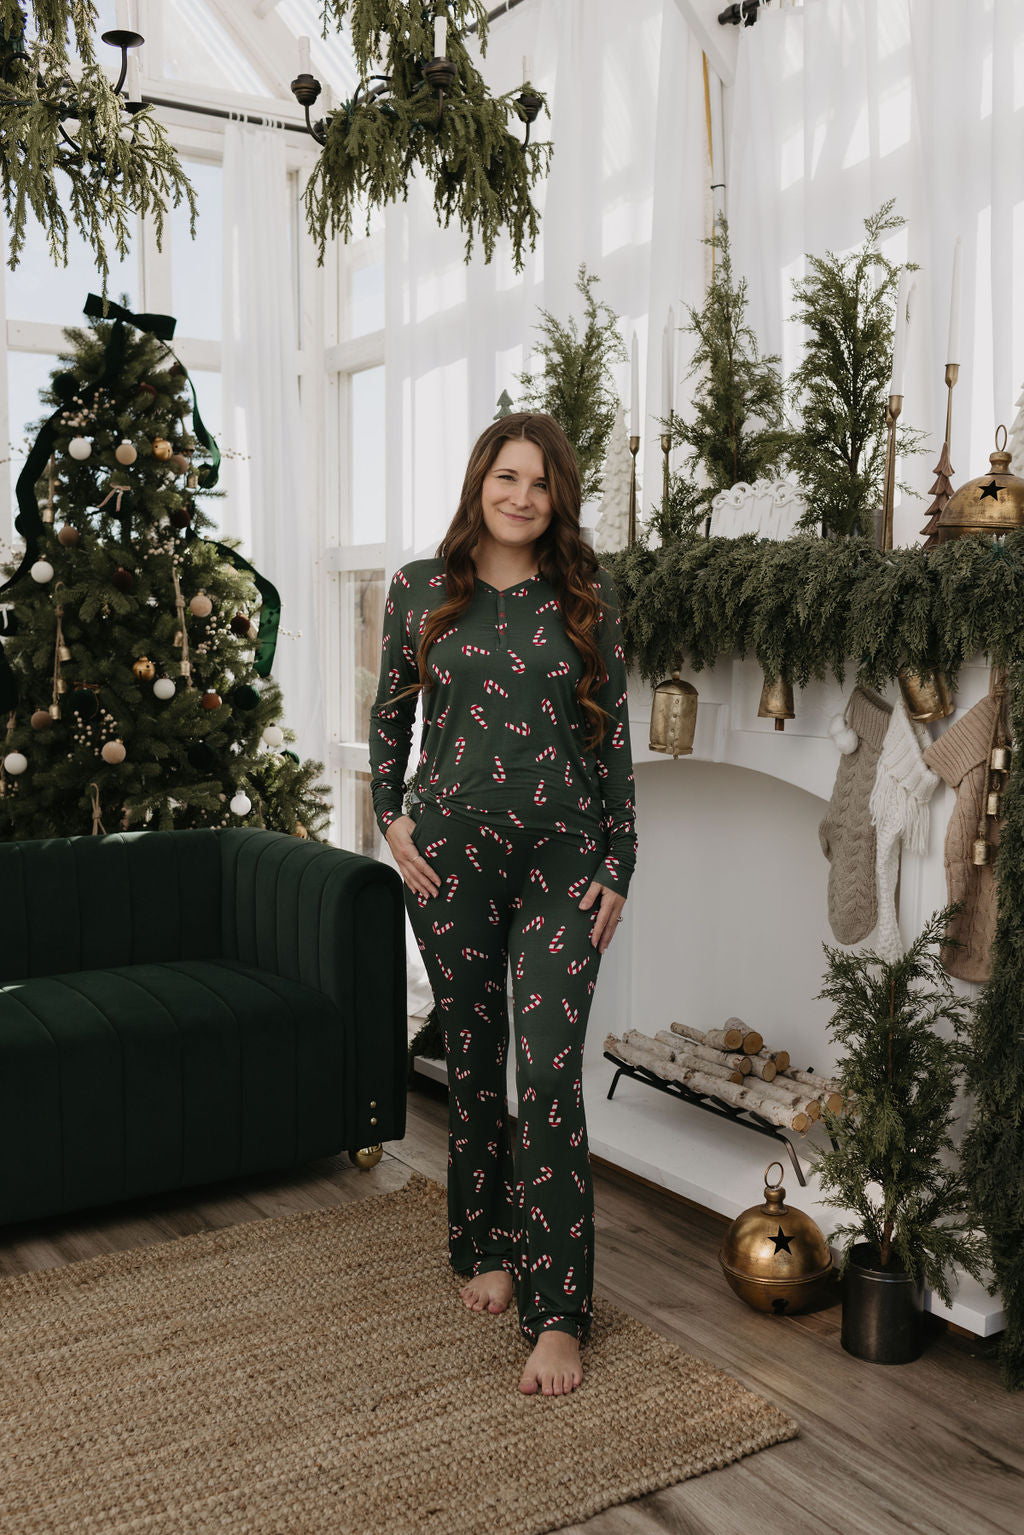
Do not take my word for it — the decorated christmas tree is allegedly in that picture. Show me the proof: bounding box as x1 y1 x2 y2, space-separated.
0 298 330 841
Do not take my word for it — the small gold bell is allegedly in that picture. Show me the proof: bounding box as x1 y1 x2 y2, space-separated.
719 1162 833 1314
49 702 61 720
42 506 54 525
986 790 1001 818
991 744 1012 773
58 644 72 662
973 835 992 866
758 674 794 732
897 664 954 724
649 668 698 758
56 678 67 694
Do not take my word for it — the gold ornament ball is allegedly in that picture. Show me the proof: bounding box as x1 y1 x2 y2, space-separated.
189 593 214 618
294 821 309 839
30 709 52 731
132 657 157 681
115 441 138 466
57 525 81 548
718 1163 833 1315
101 740 127 765
152 437 173 461
201 691 222 711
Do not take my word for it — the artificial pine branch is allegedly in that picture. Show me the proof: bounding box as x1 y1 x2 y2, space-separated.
304 5 549 269
515 264 627 502
783 199 926 538
811 909 987 1301
654 218 787 540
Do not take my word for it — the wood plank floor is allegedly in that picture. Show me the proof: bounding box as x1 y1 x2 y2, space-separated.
2 1081 1021 1535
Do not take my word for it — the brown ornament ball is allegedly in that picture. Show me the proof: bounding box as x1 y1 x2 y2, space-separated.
168 504 192 529
115 441 138 465
294 822 309 839
30 708 52 730
101 739 127 764
57 525 81 547
201 691 222 711
189 593 213 618
230 613 251 637
169 453 191 474
132 657 156 681
151 437 173 461
111 566 135 592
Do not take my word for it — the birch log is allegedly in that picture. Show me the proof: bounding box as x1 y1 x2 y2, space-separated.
747 1075 822 1119
722 1017 764 1055
750 1047 790 1075
654 1031 750 1075
605 1035 810 1132
777 1066 844 1114
670 1020 744 1052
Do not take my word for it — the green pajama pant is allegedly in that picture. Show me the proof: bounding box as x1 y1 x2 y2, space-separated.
404 798 607 1344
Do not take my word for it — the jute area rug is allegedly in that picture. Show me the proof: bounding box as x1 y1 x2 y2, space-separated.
0 1174 797 1535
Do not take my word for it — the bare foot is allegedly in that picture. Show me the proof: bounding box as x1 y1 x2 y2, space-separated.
460 1269 514 1315
519 1331 583 1396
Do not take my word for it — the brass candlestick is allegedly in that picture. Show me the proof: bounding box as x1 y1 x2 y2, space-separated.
944 361 959 447
661 429 672 523
880 392 903 550
628 434 640 547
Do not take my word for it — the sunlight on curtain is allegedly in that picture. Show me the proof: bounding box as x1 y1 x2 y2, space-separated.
729 0 1024 546
384 0 707 567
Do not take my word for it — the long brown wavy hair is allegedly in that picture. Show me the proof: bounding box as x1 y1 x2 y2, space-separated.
403 412 613 750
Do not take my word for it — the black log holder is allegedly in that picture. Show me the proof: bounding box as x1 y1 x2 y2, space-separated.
604 1049 817 1186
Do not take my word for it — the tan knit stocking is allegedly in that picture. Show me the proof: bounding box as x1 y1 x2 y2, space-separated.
818 687 893 945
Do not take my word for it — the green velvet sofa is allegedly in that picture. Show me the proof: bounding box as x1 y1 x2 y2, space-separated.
0 827 406 1226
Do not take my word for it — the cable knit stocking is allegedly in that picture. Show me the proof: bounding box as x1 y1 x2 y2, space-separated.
869 696 940 962
818 687 892 944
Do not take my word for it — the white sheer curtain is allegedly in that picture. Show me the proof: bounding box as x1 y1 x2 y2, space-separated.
221 121 325 765
728 0 1024 545
383 0 708 568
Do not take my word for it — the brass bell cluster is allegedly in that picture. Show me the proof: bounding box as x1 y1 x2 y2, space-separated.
974 669 1011 866
649 663 698 758
719 1162 834 1314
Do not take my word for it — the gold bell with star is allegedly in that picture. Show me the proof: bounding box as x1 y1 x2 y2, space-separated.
936 426 1024 542
718 1162 834 1314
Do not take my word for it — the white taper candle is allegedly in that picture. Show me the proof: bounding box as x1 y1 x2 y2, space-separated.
297 35 311 75
662 308 674 419
947 237 962 365
434 16 447 57
889 269 910 396
630 333 640 438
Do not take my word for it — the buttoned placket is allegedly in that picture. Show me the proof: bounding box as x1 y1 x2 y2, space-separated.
495 590 508 650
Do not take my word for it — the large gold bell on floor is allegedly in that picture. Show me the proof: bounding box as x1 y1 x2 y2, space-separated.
649 668 698 757
719 1162 834 1314
897 664 954 723
757 674 795 732
937 426 1024 542
349 1144 384 1170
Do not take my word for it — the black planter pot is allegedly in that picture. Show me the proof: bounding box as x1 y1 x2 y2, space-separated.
840 1242 925 1364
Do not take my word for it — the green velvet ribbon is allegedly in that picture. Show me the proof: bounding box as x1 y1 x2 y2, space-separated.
188 533 282 679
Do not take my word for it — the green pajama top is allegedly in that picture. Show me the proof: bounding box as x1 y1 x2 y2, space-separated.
368 558 637 898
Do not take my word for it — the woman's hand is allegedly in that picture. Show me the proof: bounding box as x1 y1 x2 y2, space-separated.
387 815 442 900
578 881 626 952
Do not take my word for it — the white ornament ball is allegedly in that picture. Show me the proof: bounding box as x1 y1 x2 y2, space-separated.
3 751 27 775
115 440 138 465
262 725 285 748
68 436 92 461
101 739 127 764
30 559 54 584
829 713 860 755
230 792 252 817
153 677 176 701
189 593 213 618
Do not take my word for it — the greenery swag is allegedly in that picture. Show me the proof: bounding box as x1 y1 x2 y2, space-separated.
307 1 550 268
0 4 196 282
605 528 1024 1387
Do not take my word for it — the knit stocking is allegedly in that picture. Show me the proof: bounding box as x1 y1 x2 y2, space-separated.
819 687 893 945
869 696 939 962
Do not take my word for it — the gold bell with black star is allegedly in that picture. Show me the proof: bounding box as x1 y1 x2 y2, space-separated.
718 1162 834 1314
936 426 1024 542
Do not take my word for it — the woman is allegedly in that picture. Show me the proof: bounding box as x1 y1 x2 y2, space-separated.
368 412 637 1396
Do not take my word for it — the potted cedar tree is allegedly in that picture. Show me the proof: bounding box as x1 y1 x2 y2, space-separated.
813 909 987 1363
